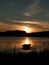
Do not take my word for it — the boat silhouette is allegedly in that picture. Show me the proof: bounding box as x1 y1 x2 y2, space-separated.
22 44 31 50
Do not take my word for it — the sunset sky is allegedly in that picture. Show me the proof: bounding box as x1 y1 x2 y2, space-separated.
0 0 49 33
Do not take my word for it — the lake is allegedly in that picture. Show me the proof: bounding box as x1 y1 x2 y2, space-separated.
0 37 49 53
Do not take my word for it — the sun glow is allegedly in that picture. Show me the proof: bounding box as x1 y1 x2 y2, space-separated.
25 28 30 33
23 26 32 33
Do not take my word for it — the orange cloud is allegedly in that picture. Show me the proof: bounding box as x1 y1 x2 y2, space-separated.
0 20 49 32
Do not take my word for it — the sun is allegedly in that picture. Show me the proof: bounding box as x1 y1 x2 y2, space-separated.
23 26 32 33
25 28 30 33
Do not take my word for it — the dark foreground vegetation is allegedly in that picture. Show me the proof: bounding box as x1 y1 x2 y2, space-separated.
0 50 49 64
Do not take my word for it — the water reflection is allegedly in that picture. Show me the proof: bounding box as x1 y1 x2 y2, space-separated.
23 37 30 45
0 37 49 53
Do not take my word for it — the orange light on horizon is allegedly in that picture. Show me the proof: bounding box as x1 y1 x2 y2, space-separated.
23 26 32 33
12 25 44 33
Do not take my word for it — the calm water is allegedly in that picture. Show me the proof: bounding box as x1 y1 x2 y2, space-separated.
0 37 49 53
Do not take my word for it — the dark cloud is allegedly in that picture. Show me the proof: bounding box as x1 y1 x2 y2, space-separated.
0 0 49 21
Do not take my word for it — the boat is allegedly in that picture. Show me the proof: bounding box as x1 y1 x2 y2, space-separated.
22 44 31 50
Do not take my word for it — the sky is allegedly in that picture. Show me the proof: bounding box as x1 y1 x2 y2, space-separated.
0 0 49 32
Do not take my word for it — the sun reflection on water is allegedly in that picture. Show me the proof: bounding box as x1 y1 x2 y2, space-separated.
24 37 30 45
21 37 34 47
0 37 49 53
